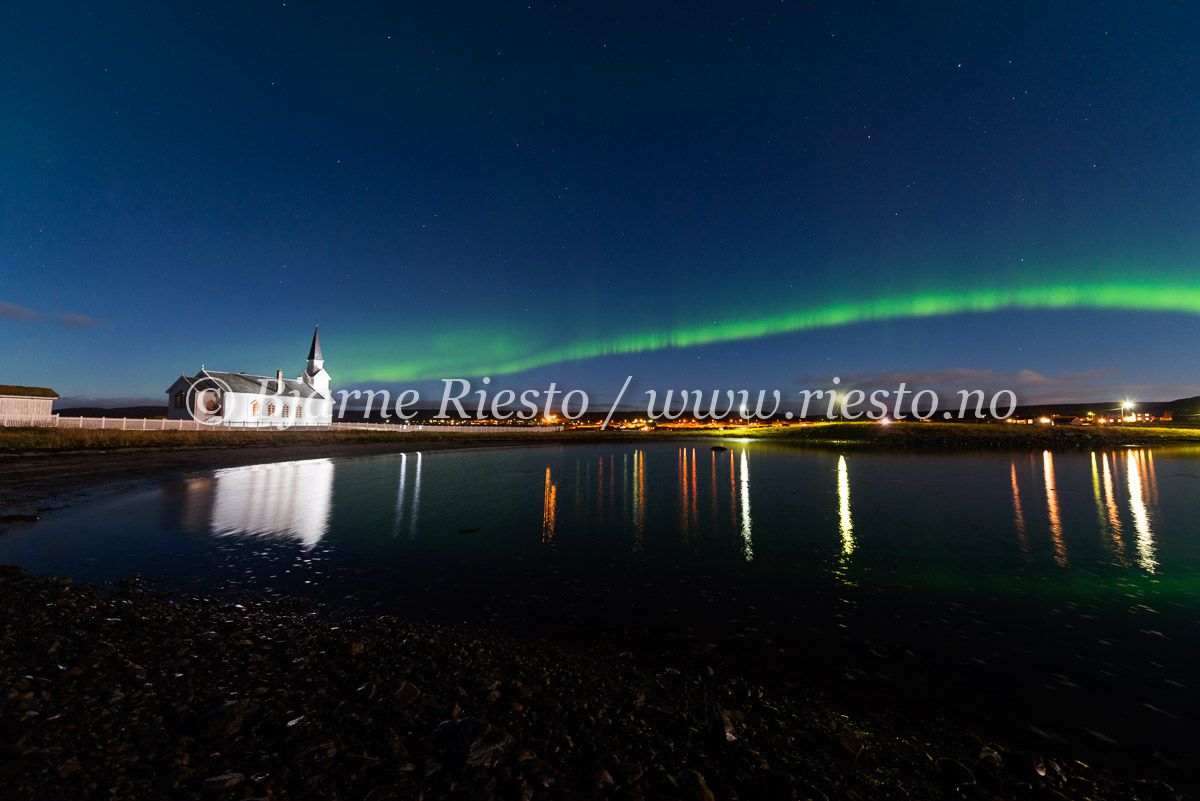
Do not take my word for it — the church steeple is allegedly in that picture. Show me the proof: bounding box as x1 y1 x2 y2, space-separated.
307 325 323 365
301 325 331 398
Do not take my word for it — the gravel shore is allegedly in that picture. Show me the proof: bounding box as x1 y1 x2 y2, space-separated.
1 568 1178 800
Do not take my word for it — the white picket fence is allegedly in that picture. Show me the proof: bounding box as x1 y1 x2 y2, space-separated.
0 414 564 433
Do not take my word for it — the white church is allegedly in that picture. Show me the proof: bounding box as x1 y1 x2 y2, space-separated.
166 326 334 426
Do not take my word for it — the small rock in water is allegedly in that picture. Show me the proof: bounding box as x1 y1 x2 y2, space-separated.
975 745 1004 777
200 700 256 740
395 682 421 705
833 730 864 760
589 764 614 789
676 769 715 801
935 758 976 789
706 703 738 743
202 773 244 792
433 717 514 771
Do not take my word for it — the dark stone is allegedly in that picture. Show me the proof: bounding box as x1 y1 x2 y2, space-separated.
589 764 615 789
199 700 257 740
676 769 715 801
614 761 644 784
975 745 1004 778
935 758 976 789
395 682 421 705
202 773 245 792
706 703 737 743
434 717 514 771
833 731 864 760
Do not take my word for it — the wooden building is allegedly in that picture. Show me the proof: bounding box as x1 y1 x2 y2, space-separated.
0 385 58 422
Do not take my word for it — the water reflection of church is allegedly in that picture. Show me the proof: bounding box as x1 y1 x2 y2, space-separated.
180 459 336 550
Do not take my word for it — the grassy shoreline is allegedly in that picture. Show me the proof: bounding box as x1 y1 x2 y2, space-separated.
4 420 1200 454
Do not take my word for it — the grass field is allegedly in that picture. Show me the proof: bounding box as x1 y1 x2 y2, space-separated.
727 420 1200 448
0 426 524 452
4 420 1200 453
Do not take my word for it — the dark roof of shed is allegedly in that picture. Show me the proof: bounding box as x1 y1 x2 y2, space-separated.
0 385 59 399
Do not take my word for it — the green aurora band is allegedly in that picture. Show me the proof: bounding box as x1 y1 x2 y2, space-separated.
349 281 1200 382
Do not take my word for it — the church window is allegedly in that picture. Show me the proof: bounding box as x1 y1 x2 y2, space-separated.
267 403 276 417
282 404 290 418
251 401 260 417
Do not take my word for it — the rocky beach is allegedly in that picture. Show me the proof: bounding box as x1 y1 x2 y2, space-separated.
0 567 1179 800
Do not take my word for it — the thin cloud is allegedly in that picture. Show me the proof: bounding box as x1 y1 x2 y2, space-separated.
791 367 1194 405
0 301 39 322
59 313 105 329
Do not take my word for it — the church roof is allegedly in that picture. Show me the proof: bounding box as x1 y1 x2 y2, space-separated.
307 326 322 361
186 371 323 399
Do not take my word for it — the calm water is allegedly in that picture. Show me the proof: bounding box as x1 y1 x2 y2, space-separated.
5 442 1198 599
3 441 1199 780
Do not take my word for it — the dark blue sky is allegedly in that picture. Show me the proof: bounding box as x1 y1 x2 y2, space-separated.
3 3 1199 406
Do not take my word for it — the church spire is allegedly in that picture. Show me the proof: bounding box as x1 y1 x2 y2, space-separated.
307 325 322 362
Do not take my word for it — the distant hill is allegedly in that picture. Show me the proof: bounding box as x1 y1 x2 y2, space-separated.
55 406 169 419
1167 395 1200 413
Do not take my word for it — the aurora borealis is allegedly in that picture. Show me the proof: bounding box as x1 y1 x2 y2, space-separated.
351 279 1200 382
2 4 1199 404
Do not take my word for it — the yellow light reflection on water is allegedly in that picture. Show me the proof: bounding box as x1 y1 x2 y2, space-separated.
1043 450 1067 567
632 450 645 550
690 448 698 529
739 449 753 561
1091 452 1129 565
678 447 693 533
542 466 557 543
1127 450 1157 573
1101 453 1124 542
838 455 854 559
1010 462 1029 557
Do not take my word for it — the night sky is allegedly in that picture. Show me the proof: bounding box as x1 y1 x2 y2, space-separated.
3 3 1199 407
